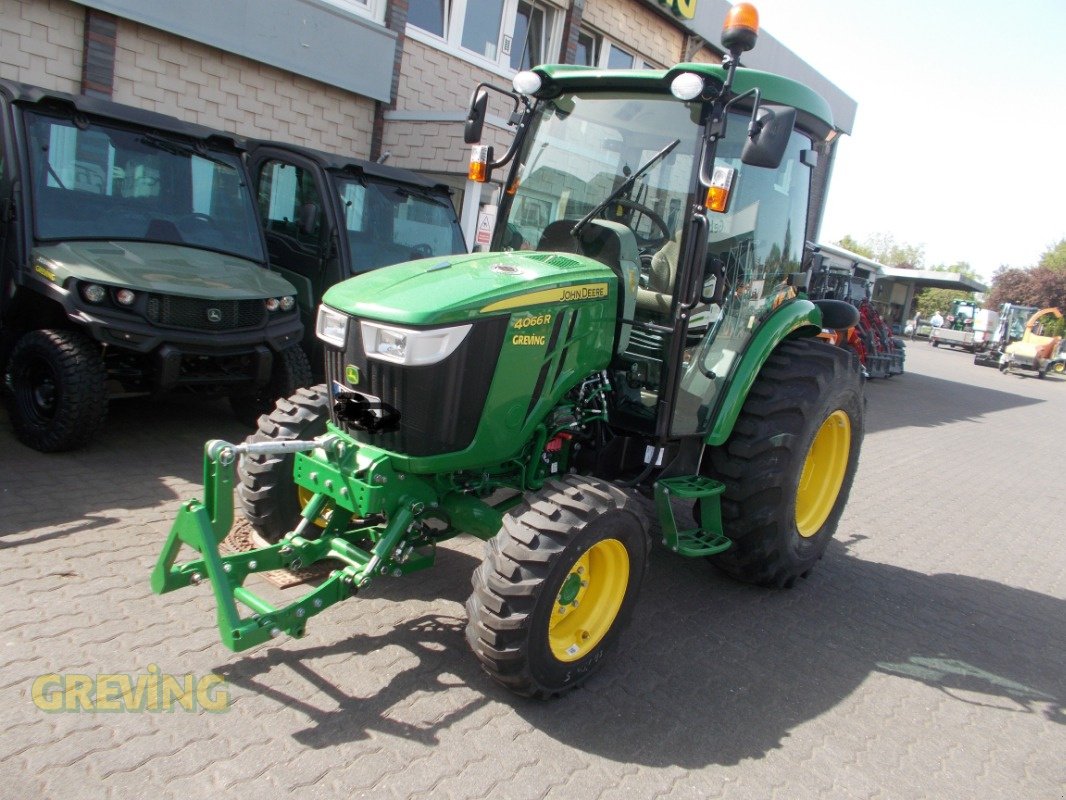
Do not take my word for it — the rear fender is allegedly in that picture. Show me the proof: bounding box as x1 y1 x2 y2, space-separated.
705 300 822 446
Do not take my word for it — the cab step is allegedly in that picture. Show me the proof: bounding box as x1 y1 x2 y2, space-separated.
653 475 731 557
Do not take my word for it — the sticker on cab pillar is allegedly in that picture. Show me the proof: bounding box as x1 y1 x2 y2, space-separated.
481 283 609 313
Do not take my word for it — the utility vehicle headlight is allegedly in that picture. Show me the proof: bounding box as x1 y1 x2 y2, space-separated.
265 297 280 312
360 321 472 366
115 288 136 305
316 306 350 348
81 283 106 304
279 295 295 311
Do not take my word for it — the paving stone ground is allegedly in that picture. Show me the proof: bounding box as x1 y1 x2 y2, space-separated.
1 342 1063 799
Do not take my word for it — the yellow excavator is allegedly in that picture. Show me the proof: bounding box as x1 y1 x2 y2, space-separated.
1000 307 1063 378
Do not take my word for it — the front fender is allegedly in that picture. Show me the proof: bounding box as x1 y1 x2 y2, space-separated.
705 299 822 446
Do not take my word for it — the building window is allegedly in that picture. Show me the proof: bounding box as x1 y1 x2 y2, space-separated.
321 0 386 25
407 0 561 72
574 29 599 66
574 27 659 70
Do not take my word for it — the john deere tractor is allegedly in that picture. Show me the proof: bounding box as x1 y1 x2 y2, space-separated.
153 4 864 698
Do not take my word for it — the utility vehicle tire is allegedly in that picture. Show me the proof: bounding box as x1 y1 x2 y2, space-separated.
705 338 864 588
6 329 107 452
236 384 330 544
229 344 312 428
466 475 649 698
1053 361 1065 375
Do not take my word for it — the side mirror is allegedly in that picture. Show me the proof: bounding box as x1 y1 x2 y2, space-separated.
464 90 488 144
741 104 797 168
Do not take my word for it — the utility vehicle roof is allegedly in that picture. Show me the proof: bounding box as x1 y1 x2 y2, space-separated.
532 63 836 139
0 78 246 150
247 140 454 196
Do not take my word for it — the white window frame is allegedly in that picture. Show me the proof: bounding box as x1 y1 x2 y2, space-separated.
577 27 660 70
406 0 563 77
319 0 387 26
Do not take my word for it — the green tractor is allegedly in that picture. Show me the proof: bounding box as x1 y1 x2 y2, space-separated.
152 4 864 698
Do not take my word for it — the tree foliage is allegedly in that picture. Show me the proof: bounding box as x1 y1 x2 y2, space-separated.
833 232 924 269
1037 238 1066 271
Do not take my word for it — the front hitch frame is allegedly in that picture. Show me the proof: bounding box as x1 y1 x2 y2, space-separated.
149 436 432 651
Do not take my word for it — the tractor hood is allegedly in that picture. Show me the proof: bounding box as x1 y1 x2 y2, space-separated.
322 250 617 326
33 241 295 299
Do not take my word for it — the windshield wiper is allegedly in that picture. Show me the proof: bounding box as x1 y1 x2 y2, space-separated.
570 137 680 238
392 185 450 210
139 135 232 169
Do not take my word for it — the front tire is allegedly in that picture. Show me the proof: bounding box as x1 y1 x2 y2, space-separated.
229 344 312 428
6 329 108 452
466 475 649 698
705 338 864 588
236 384 330 543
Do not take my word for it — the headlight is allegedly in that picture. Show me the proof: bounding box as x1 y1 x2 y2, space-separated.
265 297 280 312
316 305 350 348
513 70 543 96
670 72 704 100
360 321 472 366
279 295 295 311
115 288 136 306
81 283 106 303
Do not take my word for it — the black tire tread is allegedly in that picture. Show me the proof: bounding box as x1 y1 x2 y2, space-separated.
465 474 648 698
6 329 107 452
236 383 330 542
707 338 863 588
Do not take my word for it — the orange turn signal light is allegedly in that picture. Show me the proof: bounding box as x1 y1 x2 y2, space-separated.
705 165 736 213
468 145 490 182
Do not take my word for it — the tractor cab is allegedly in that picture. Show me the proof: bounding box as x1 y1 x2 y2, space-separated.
466 59 833 452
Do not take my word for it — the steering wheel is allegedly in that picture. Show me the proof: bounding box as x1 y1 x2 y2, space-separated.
409 243 433 259
598 198 671 248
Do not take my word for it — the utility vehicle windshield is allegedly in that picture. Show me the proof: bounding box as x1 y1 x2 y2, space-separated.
335 177 466 273
26 111 264 261
504 90 814 436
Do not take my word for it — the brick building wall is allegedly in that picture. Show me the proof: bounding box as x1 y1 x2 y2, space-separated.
111 19 375 155
583 0 683 67
0 0 84 90
382 36 515 177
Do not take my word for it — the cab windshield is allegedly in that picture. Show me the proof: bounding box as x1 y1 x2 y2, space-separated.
503 92 700 257
335 177 467 273
25 111 264 262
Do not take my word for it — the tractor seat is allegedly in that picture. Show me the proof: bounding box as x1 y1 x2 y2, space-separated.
537 219 624 278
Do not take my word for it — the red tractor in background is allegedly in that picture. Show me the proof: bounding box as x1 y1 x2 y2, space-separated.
807 246 904 378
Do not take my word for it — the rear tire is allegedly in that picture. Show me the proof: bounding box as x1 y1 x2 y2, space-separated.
5 329 107 452
465 475 648 698
229 345 312 428
705 338 864 588
236 384 330 543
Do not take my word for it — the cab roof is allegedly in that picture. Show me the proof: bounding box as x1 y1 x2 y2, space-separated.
532 63 835 139
0 78 245 150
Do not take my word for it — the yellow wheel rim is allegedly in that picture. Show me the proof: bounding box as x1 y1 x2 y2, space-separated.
1053 362 1065 374
297 484 330 528
548 538 629 663
795 409 851 537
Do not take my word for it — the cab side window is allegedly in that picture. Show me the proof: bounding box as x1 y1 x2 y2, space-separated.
256 160 323 251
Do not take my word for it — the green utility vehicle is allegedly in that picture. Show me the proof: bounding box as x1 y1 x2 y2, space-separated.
0 80 309 451
247 141 467 367
153 5 864 698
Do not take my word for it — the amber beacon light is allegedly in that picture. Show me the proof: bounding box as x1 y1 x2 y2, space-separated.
721 3 759 54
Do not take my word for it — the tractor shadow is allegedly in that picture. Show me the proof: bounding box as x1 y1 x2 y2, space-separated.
862 370 1043 435
216 536 1064 766
0 395 251 540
